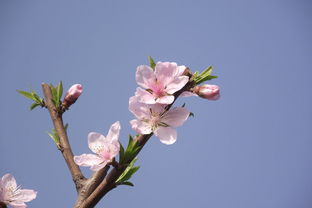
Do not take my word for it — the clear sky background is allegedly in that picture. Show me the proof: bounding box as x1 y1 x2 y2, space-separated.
0 0 311 208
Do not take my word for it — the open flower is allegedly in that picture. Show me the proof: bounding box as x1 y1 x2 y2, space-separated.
74 121 121 171
129 96 189 145
0 174 37 208
135 62 189 104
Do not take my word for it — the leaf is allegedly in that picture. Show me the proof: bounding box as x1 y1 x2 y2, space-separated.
119 143 125 163
50 84 58 107
30 103 40 110
193 66 218 84
120 181 134 186
17 90 35 100
148 56 156 70
116 158 140 184
56 81 63 102
47 129 60 145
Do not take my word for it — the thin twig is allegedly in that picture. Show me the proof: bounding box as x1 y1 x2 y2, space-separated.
41 83 85 191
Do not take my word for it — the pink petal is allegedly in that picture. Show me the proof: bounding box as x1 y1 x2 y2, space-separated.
136 65 156 89
106 121 121 142
74 154 104 168
100 140 120 161
9 202 27 208
135 87 156 104
154 127 177 145
2 173 17 191
90 162 108 172
129 96 151 119
155 62 178 87
156 95 174 104
180 91 198 97
165 76 189 94
176 65 187 76
11 189 37 202
161 107 190 127
88 132 105 154
130 119 152 134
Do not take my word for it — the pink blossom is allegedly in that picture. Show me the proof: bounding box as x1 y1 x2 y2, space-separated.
63 84 83 107
129 96 190 145
194 84 220 100
0 174 37 208
74 121 120 171
135 62 189 104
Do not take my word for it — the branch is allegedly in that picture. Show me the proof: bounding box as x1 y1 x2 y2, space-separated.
74 166 110 208
78 71 195 208
41 83 85 191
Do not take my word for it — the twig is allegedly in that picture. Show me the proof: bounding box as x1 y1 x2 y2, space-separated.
41 83 85 191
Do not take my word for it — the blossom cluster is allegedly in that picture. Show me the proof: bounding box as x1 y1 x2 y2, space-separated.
129 62 191 144
74 60 220 171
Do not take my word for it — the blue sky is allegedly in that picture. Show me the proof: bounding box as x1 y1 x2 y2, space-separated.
0 0 311 207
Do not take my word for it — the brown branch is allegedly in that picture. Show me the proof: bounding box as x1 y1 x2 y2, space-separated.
41 83 85 191
74 166 110 208
79 73 196 208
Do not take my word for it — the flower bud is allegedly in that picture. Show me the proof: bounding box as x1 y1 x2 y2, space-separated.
194 84 220 100
63 84 83 108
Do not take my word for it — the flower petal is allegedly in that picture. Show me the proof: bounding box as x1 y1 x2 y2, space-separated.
155 62 178 87
90 162 108 172
11 189 37 202
9 202 27 208
2 173 17 191
156 95 174 104
176 65 187 76
165 76 189 94
136 65 156 89
74 154 104 168
106 121 121 142
129 96 151 119
161 107 190 127
135 87 156 104
88 132 106 154
154 127 177 145
130 119 152 134
180 91 198 97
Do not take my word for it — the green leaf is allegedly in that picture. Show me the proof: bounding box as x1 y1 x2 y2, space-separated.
50 84 59 107
56 81 63 102
193 66 218 84
47 129 60 146
17 90 35 100
120 181 134 186
119 143 125 163
30 103 40 110
148 56 156 70
116 158 140 184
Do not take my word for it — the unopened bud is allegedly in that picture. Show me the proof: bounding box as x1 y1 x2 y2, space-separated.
194 84 220 100
63 84 83 108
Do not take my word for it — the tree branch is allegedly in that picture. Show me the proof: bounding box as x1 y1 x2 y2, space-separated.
74 166 110 208
41 83 85 191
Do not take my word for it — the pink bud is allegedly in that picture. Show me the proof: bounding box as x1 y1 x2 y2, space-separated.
63 84 83 108
194 84 220 100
